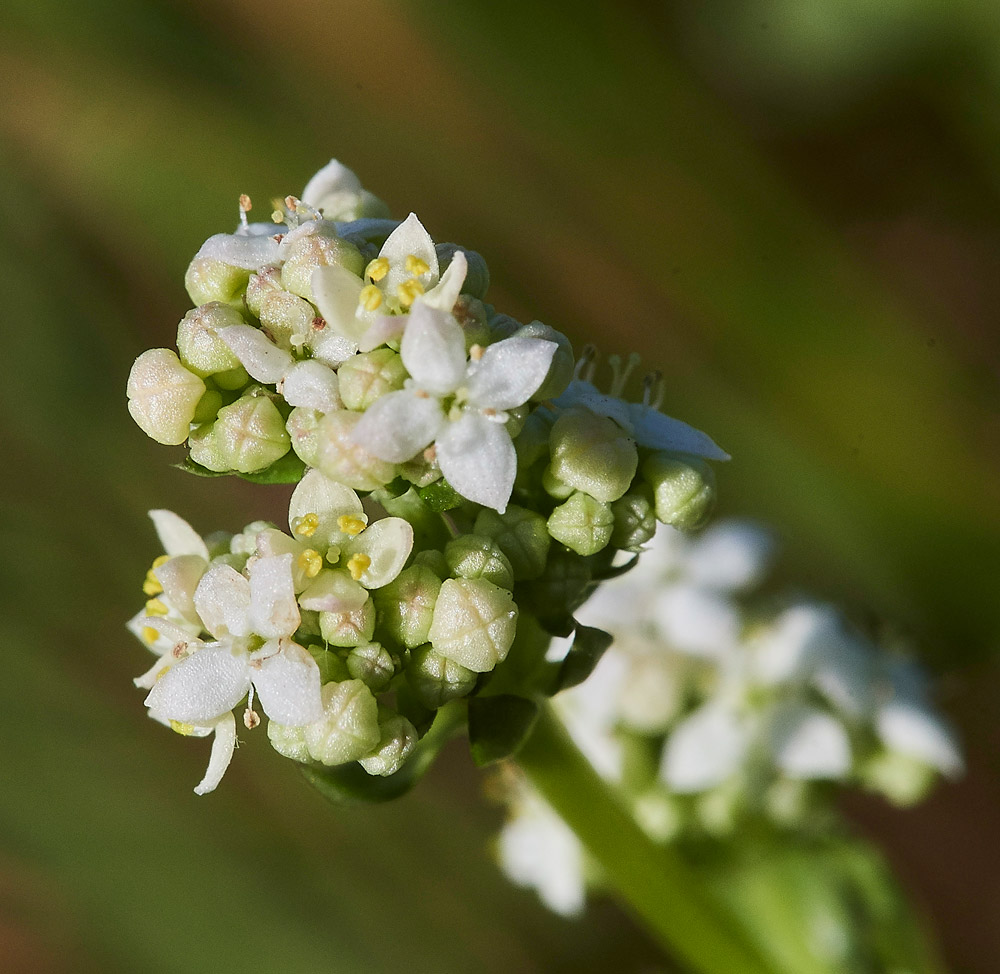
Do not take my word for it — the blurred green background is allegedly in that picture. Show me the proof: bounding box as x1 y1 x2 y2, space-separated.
2 1 1000 971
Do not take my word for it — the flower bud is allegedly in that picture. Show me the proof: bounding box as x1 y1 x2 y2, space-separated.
547 492 614 556
337 349 407 411
516 548 592 625
307 645 352 684
427 577 518 673
346 642 396 692
315 410 396 491
176 303 246 377
514 322 574 400
358 709 419 776
320 597 376 648
213 365 251 391
473 506 551 581
267 722 311 763
280 224 364 301
444 535 515 590
257 289 315 350
406 644 478 709
287 407 322 467
373 564 442 649
610 486 657 552
303 679 381 765
191 388 223 425
642 452 716 529
127 348 205 445
549 407 637 503
860 751 937 807
436 243 490 299
214 393 291 473
541 464 575 500
414 549 450 578
184 256 250 307
245 265 281 319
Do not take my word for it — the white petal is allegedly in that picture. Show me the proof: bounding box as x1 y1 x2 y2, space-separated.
310 328 359 368
357 314 407 353
251 641 324 725
769 704 851 780
311 264 367 343
248 554 301 638
193 564 252 639
342 517 414 589
218 324 294 384
379 212 439 294
466 336 557 411
553 381 633 429
877 701 963 776
288 469 364 546
133 654 173 690
148 510 210 560
195 232 280 270
684 520 774 593
351 389 444 463
281 360 341 412
661 704 747 792
436 412 516 513
298 569 369 612
627 404 730 461
653 584 739 658
129 614 201 657
193 712 238 795
420 250 466 312
145 645 252 723
154 554 208 627
399 303 466 395
753 603 837 686
301 159 363 207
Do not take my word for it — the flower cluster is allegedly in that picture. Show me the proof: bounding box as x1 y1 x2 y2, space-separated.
495 519 963 913
127 161 730 792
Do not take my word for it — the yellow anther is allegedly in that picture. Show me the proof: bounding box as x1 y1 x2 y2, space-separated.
152 554 171 569
143 573 163 597
405 254 430 276
141 626 159 645
365 257 390 282
297 548 323 579
271 209 284 224
347 552 371 581
469 344 485 362
145 598 169 617
243 708 261 730
337 514 366 537
358 284 384 312
169 720 196 737
292 512 319 538
239 193 252 213
397 278 425 308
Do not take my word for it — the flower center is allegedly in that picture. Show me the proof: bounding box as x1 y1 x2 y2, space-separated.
347 552 371 581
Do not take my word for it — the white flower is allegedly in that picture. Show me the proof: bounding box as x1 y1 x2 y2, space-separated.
351 302 556 511
301 159 365 221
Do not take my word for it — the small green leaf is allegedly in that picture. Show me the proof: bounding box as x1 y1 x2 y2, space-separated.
238 451 306 484
418 479 463 512
554 624 614 692
468 694 539 766
173 457 230 478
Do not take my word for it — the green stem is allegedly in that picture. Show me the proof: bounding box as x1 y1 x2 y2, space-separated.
516 703 775 974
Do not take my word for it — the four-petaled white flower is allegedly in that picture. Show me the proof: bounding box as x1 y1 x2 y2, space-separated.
351 302 556 512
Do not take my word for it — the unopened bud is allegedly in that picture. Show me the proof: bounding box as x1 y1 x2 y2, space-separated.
642 452 716 529
214 393 291 473
287 407 322 468
176 303 246 377
549 407 637 503
337 349 407 411
610 486 657 551
358 709 418 776
184 256 250 307
435 243 490 300
257 289 315 350
861 751 936 807
515 322 575 400
427 577 518 673
541 464 575 500
444 535 515 590
373 564 442 649
303 679 381 765
280 224 364 301
406 644 478 709
267 722 311 763
473 506 551 581
346 641 396 692
127 348 205 445
316 410 396 491
547 491 614 556
319 596 375 648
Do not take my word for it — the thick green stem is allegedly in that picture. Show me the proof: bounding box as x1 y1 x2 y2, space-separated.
516 703 775 974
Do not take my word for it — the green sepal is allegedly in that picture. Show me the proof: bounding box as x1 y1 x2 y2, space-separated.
467 694 539 766
553 624 614 692
418 479 463 512
173 457 230 478
173 451 305 484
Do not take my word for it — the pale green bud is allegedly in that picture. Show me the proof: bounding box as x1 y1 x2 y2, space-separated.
304 679 381 765
316 410 395 491
127 348 205 445
267 722 311 763
337 348 407 411
444 535 515 590
549 407 638 503
642 452 716 529
213 365 251 391
257 288 315 350
191 388 223 425
541 464 575 500
245 265 281 319
436 243 490 300
320 597 376 648
358 709 418 777
610 487 657 552
230 519 278 556
861 751 937 807
487 311 521 340
280 224 364 301
406 644 478 709
176 303 245 377
427 578 518 673
504 404 529 440
188 424 229 471
287 407 322 467
346 642 396 692
514 322 574 400
473 506 550 581
516 548 592 625
413 549 450 578
214 393 290 473
373 564 442 649
184 256 250 307
307 646 352 684
547 491 614 556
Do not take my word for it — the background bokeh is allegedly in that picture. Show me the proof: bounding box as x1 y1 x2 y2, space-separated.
2 1 999 971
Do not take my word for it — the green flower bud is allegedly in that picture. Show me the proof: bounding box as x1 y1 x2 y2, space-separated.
230 519 278 556
473 506 551 581
245 265 281 319
189 424 229 470
453 296 492 350
176 303 246 377
427 577 518 673
127 348 206 445
280 224 364 301
213 365 251 391
547 491 614 556
860 751 937 807
406 644 478 709
358 709 418 777
413 549 450 578
191 388 223 425
444 535 515 590
374 564 442 649
337 348 407 411
541 464 575 500
304 679 381 765
257 288 315 350
267 721 311 763
515 547 592 627
610 486 657 552
214 393 291 473
504 404 529 440
346 642 396 692
549 407 637 503
307 646 352 684
287 407 322 468
320 596 376 648
316 410 395 491
436 243 490 300
514 322 575 400
642 452 716 529
184 256 250 307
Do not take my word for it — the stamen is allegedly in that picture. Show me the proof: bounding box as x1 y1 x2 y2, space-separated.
337 515 366 537
145 598 169 617
469 344 485 362
365 257 390 282
311 316 327 331
574 343 598 383
141 626 159 645
405 254 430 276
358 284 383 312
170 720 196 736
347 552 371 581
271 209 285 224
609 352 641 397
297 548 323 579
642 370 665 410
397 278 425 308
243 708 261 730
292 512 319 538
238 193 252 230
